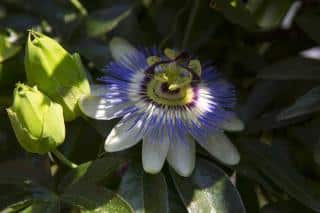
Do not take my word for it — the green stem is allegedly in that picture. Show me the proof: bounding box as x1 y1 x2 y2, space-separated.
52 149 78 169
70 0 88 16
182 0 200 49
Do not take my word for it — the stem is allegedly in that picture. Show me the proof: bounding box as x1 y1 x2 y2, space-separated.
182 0 200 49
52 149 78 169
70 0 88 16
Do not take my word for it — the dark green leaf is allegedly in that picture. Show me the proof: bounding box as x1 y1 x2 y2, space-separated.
168 185 187 213
246 111 309 133
247 0 292 29
0 198 32 212
257 57 320 80
260 200 314 213
211 0 257 30
59 156 126 190
2 0 75 36
85 5 132 37
62 183 133 212
118 163 169 213
71 39 112 68
296 10 320 44
237 138 320 211
20 201 60 213
278 86 320 120
170 158 246 213
239 80 291 123
0 159 49 186
237 176 259 213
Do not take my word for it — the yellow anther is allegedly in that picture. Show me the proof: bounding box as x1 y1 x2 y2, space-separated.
188 59 202 77
164 48 179 59
147 56 161 65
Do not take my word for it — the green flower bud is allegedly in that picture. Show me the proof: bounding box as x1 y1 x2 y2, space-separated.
7 83 65 154
25 31 90 121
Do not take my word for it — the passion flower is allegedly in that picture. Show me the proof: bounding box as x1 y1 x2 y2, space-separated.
80 38 244 176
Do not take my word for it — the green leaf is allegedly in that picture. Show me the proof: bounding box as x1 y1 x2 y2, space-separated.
211 0 257 30
0 198 32 212
278 86 320 120
59 156 126 190
0 159 58 207
20 201 60 213
239 80 291 123
0 159 49 186
170 158 245 213
237 138 320 212
1 0 76 36
247 0 292 29
118 163 169 213
258 57 320 80
296 9 320 44
61 183 133 212
85 5 132 37
260 200 314 213
71 39 112 68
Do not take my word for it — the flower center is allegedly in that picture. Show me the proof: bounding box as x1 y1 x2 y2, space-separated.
144 49 202 106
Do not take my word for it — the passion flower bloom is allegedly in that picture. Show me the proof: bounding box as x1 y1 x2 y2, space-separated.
79 38 244 177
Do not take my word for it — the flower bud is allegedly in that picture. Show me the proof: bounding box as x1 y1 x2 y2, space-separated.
7 83 65 154
25 31 90 121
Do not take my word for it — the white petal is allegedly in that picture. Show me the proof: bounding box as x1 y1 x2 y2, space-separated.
105 116 143 152
109 37 137 62
167 136 195 177
79 95 130 120
142 134 170 174
220 114 245 132
90 84 109 96
199 132 240 165
300 46 320 60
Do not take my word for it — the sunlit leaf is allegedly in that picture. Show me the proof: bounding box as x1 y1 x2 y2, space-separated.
0 198 32 212
247 0 292 29
62 183 133 212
